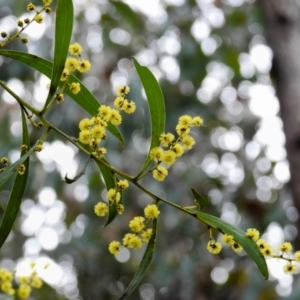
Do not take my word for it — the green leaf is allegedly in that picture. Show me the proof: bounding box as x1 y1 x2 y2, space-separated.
195 211 269 279
119 218 158 300
44 0 74 108
65 155 91 184
0 109 30 248
132 58 165 176
0 50 124 145
191 188 210 210
95 159 121 226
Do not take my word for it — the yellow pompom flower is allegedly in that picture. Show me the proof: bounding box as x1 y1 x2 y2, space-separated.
278 242 293 254
123 233 135 247
94 202 108 217
114 96 125 110
128 235 142 249
144 204 160 220
34 15 44 24
56 93 64 103
110 109 122 125
246 228 260 242
222 234 234 246
116 204 124 215
171 143 184 157
30 276 43 289
1 281 12 293
106 188 121 203
18 276 29 284
152 165 168 181
69 42 82 56
117 86 130 95
123 100 136 114
161 150 176 165
0 269 13 281
90 138 99 148
79 130 90 144
141 229 153 243
192 116 203 126
256 239 270 254
129 216 145 233
207 240 222 254
231 241 243 253
117 180 129 190
294 251 300 262
70 82 81 94
91 125 105 139
43 0 52 6
35 144 44 152
283 263 297 274
93 147 107 158
98 105 112 122
20 144 28 151
261 244 275 257
17 284 31 299
150 147 164 161
65 57 79 72
91 116 107 127
17 164 26 175
108 241 121 255
77 60 91 73
176 124 190 137
79 118 91 131
178 115 192 127
159 132 175 147
1 157 9 164
181 135 195 150
27 3 35 11
60 68 69 81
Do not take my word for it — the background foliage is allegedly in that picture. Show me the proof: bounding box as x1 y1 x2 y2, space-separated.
0 0 299 299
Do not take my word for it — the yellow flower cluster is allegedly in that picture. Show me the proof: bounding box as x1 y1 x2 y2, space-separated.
114 86 136 114
0 1 52 48
78 86 136 159
94 180 129 217
207 227 300 275
108 204 160 255
150 115 203 181
59 42 91 99
0 265 43 299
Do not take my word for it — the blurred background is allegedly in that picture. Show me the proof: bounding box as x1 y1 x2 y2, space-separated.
0 0 300 299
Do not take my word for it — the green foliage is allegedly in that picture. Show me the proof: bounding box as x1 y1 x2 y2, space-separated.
133 58 166 176
0 110 30 248
119 218 158 300
44 0 73 109
0 0 295 299
195 211 268 279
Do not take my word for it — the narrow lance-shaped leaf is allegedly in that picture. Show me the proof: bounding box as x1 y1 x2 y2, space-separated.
44 0 74 108
119 218 158 300
195 211 269 279
0 109 30 248
95 159 121 227
0 50 124 145
132 58 165 176
191 188 210 210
